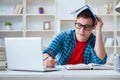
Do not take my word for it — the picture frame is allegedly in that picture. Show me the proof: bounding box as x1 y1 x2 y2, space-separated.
44 21 50 30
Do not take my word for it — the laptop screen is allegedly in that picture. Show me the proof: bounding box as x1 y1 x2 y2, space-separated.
5 37 46 71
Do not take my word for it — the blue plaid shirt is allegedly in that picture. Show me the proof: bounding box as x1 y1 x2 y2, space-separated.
43 29 107 65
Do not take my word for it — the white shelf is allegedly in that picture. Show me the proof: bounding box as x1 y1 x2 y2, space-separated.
97 14 114 16
116 46 120 48
26 14 55 16
0 14 23 17
105 46 114 48
0 0 56 50
26 30 55 33
0 30 23 32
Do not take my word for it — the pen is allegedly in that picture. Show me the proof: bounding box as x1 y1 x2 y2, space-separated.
43 56 49 61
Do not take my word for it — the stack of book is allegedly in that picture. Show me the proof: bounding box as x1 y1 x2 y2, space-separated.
13 4 23 14
117 36 120 46
0 48 6 70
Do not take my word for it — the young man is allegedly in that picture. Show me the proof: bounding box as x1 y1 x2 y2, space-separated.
43 9 107 68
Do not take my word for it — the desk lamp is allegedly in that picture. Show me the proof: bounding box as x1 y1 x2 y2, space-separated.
115 2 120 12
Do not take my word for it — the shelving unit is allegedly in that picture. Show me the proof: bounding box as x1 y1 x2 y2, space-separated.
0 0 56 48
59 0 120 64
25 0 56 48
0 0 56 68
0 0 120 65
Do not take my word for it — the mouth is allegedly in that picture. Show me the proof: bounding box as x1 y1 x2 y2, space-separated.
80 34 85 36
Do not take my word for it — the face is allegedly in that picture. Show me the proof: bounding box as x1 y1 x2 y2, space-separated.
75 17 94 42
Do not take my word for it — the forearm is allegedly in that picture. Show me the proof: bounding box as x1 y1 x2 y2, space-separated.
94 30 107 60
43 31 65 58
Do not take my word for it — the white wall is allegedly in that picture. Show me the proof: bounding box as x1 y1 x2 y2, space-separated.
56 0 85 20
56 0 85 33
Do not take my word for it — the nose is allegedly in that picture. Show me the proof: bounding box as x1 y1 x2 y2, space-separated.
80 27 85 32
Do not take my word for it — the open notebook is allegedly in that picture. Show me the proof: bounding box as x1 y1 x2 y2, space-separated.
64 63 113 70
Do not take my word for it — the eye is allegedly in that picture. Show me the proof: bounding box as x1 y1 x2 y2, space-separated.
85 25 92 28
77 23 82 27
85 26 90 28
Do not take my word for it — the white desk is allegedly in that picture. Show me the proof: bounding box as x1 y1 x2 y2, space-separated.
63 70 120 80
0 69 120 80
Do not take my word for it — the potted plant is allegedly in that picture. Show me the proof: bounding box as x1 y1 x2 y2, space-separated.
4 21 12 30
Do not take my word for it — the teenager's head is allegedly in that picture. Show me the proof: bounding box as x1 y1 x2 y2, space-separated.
77 9 96 26
75 9 95 42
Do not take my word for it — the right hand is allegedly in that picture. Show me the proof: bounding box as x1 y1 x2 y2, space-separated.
43 54 57 68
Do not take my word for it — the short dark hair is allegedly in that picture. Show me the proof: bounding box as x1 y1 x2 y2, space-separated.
77 9 95 26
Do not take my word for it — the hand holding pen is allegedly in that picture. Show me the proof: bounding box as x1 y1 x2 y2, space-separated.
43 54 57 68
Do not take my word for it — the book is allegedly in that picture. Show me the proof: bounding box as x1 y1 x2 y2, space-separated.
104 38 113 47
117 36 120 46
0 55 6 61
71 4 99 23
14 5 20 14
0 61 6 66
18 4 23 14
0 61 6 70
64 63 113 70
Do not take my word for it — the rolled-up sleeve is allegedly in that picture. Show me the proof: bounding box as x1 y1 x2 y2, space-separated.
91 48 107 64
43 31 66 58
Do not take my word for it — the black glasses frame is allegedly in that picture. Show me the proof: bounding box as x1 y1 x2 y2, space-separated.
75 23 93 31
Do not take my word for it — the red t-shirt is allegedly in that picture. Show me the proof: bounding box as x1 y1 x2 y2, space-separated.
67 40 88 64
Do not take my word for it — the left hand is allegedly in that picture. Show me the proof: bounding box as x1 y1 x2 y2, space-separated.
94 15 103 32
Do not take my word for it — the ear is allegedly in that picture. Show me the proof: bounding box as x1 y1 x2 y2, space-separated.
92 21 97 29
91 27 95 30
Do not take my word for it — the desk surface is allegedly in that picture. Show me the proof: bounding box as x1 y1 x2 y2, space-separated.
0 69 120 78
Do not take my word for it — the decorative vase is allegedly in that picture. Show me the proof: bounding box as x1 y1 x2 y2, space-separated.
104 3 112 14
39 7 44 14
5 26 11 30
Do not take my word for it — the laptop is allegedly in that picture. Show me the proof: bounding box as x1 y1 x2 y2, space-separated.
5 37 59 72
